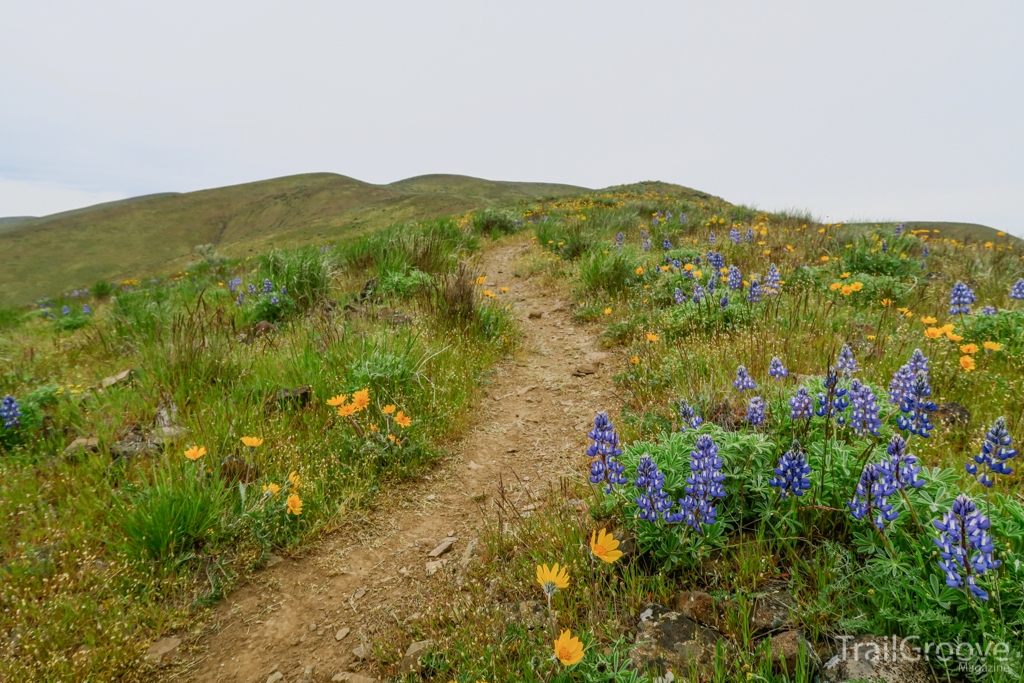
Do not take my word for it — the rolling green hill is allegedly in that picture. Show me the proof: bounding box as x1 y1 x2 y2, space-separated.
0 173 588 305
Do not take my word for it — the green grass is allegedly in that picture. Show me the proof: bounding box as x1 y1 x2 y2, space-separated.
0 173 588 306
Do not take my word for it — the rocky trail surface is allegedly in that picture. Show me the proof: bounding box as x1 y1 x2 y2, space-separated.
163 239 621 683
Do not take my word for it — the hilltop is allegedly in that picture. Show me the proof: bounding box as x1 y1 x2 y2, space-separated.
0 173 587 305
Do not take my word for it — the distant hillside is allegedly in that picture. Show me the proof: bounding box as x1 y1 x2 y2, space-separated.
901 221 1017 244
0 173 588 305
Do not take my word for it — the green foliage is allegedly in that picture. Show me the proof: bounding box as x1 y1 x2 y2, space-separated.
578 247 641 295
0 306 23 330
840 235 922 278
257 246 334 310
337 218 477 277
91 279 115 298
376 268 434 299
472 208 521 236
962 309 1024 353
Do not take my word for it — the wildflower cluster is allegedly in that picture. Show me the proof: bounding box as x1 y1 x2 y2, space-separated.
933 494 1000 600
634 454 673 522
680 435 725 532
587 412 627 492
848 463 897 531
733 366 756 391
948 281 976 315
1 395 21 429
678 398 702 430
769 441 812 499
966 417 1017 488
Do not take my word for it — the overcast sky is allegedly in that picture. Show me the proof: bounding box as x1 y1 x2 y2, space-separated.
2 2 1022 234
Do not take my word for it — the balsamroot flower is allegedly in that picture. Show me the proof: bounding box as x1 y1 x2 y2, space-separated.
967 417 1017 488
680 435 726 532
733 366 756 392
933 494 999 600
184 446 206 461
286 493 303 515
554 629 585 666
587 412 627 492
241 436 264 448
536 563 569 597
326 394 348 407
678 398 703 430
848 463 898 531
789 387 813 420
746 397 766 426
948 281 976 315
395 411 412 428
768 357 788 379
590 529 623 563
769 441 812 499
634 454 673 522
351 388 370 412
848 379 881 436
1 395 21 429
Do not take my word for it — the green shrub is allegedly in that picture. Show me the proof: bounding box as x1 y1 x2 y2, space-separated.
0 306 23 330
257 246 334 310
338 219 476 276
472 209 520 236
377 268 434 299
92 279 115 298
578 247 641 295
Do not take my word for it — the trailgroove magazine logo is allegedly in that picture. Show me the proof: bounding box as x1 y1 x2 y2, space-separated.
836 635 1018 676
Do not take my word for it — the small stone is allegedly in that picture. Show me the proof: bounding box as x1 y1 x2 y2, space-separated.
467 461 482 469
335 627 350 642
398 640 432 674
528 311 543 319
265 553 283 568
299 665 315 683
100 368 135 389
426 494 436 501
63 437 99 456
769 630 817 674
309 622 317 631
398 567 409 577
353 587 366 600
425 560 446 576
459 538 478 568
254 320 277 337
674 591 716 626
332 674 379 683
146 636 181 665
427 537 457 558
516 385 538 395
352 645 367 660
823 635 930 683
266 672 284 683
584 351 610 364
573 363 598 376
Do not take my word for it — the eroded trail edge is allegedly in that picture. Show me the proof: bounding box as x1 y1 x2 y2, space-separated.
175 238 620 683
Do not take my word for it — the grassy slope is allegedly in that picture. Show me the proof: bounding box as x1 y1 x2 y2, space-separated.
0 173 588 305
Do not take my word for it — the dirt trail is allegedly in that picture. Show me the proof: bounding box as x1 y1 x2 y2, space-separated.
171 239 620 683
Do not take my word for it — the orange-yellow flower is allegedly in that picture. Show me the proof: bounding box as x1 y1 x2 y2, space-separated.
185 446 206 461
920 316 937 325
590 529 623 563
287 493 303 515
554 629 584 666
262 482 281 495
483 289 495 297
960 344 978 355
646 333 659 342
983 341 1002 351
880 298 892 307
536 563 569 595
327 394 348 407
337 403 358 417
500 287 509 293
841 285 853 296
475 276 487 285
850 282 863 292
604 308 612 315
660 264 670 272
369 424 379 432
630 356 639 364
829 282 843 291
383 404 397 414
684 263 694 272
288 471 300 488
693 270 702 280
840 272 850 279
943 325 963 342
395 411 412 428
351 388 370 412
924 327 943 339
820 256 830 262
635 267 644 275
960 355 976 372
241 436 263 448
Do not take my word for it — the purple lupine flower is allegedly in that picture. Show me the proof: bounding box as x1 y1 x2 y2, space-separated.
907 349 930 375
981 306 997 315
768 357 788 379
881 240 888 252
692 284 706 304
706 276 716 293
897 371 937 438
61 305 70 316
642 240 651 251
948 281 976 315
789 387 813 419
82 305 91 315
848 379 881 436
933 494 1000 600
633 454 673 522
894 223 905 238
680 214 687 224
280 286 287 296
270 295 280 305
966 417 1016 488
706 252 724 272
815 368 851 422
615 232 624 248
720 295 729 309
679 398 703 430
248 283 257 295
671 259 682 269
679 435 726 532
674 288 686 305
729 228 741 245
640 230 649 239
587 412 628 493
235 293 245 307
745 228 754 242
663 238 673 250
770 441 811 499
727 266 742 291
709 232 716 244
746 396 766 426
733 366 756 391
262 279 275 294
763 264 781 295
848 463 898 532
922 245 930 258
1 395 21 429
228 276 242 293
747 280 763 303
881 434 924 491
1010 279 1024 300
836 344 857 375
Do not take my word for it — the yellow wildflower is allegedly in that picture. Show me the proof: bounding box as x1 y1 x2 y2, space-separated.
590 529 623 563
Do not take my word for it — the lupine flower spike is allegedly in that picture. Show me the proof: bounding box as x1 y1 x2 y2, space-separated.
634 455 673 522
733 366 756 392
1011 279 1024 300
933 494 999 600
680 435 726 532
848 379 881 436
848 463 898 532
897 371 937 438
789 387 813 419
746 397 766 426
948 281 976 315
1 395 21 429
966 417 1017 488
768 357 788 379
836 344 857 375
678 398 703 430
587 412 627 493
769 441 812 499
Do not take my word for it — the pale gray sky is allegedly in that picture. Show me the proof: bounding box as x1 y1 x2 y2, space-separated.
2 2 1022 234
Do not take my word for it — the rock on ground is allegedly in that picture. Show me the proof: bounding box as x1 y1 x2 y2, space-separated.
631 604 732 677
823 635 933 683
